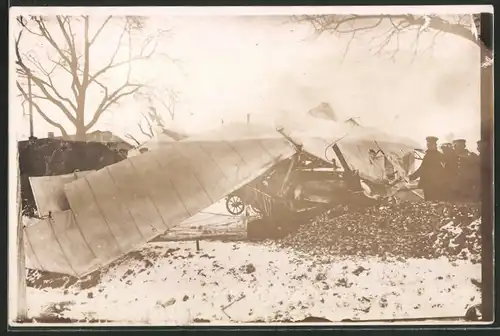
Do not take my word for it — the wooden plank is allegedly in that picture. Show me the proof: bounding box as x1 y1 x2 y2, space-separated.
105 160 158 240
129 151 189 230
84 169 144 254
50 210 100 277
64 177 122 267
24 218 76 276
159 216 247 241
154 144 213 217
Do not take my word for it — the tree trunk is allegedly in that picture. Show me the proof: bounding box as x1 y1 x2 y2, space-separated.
16 153 27 322
75 126 87 142
75 99 87 141
74 114 87 142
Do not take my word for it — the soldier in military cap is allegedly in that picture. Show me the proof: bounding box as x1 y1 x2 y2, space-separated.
453 139 469 153
409 136 445 201
440 142 458 201
452 139 477 201
440 142 452 150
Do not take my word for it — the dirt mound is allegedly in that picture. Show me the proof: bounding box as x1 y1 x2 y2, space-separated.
279 201 481 262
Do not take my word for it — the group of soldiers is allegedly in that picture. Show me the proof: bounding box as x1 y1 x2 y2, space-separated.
408 136 482 202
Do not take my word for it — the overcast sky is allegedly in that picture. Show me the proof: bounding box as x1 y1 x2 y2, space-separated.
11 12 481 147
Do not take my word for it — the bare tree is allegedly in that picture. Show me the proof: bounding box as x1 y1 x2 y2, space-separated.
124 107 164 145
135 87 180 120
124 88 181 146
14 15 169 140
294 14 491 64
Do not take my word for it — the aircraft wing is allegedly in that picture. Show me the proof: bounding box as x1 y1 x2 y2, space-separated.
334 126 418 183
279 117 418 185
29 171 95 217
23 124 295 277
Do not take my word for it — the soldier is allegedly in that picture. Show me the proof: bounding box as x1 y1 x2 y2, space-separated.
453 139 477 201
409 136 445 201
440 142 458 201
440 142 453 152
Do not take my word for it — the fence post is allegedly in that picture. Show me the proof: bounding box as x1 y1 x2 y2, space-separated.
16 152 27 322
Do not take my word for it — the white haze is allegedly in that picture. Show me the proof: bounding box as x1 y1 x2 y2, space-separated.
12 15 481 148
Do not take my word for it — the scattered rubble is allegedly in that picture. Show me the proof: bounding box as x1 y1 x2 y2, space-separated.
280 201 481 262
241 263 256 274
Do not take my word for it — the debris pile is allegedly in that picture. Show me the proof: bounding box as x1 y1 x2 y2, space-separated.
280 201 481 262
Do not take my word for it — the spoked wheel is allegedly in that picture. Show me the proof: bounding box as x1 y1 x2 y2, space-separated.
226 194 245 215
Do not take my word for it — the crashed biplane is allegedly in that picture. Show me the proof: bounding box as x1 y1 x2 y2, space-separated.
23 116 421 278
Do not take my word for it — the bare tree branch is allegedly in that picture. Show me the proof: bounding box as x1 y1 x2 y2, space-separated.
23 53 78 111
157 89 179 120
15 15 170 139
295 14 488 61
32 16 73 68
135 88 180 121
138 115 154 138
88 22 128 84
57 15 84 99
16 81 69 138
81 16 90 99
127 87 183 142
124 133 141 146
90 15 112 45
16 60 78 124
87 24 166 85
86 83 144 132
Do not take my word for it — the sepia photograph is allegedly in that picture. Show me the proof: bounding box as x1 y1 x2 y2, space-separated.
8 5 494 326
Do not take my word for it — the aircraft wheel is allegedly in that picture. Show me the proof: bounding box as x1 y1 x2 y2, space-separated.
226 194 245 215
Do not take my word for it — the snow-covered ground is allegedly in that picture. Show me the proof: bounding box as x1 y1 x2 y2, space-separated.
25 241 481 324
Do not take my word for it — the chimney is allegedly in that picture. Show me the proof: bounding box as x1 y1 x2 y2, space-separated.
48 132 54 138
246 113 250 124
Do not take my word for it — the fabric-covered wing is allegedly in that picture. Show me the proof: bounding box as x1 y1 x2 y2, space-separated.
279 118 418 185
29 171 94 216
335 128 418 184
24 134 295 277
